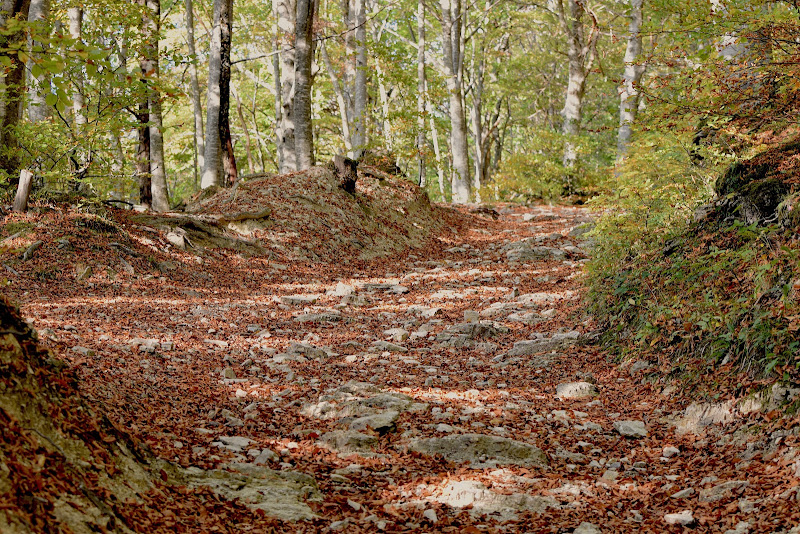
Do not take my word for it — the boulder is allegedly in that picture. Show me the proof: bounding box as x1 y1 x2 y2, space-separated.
408 433 548 468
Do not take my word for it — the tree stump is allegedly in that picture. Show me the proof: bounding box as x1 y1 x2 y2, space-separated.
333 155 358 195
12 169 34 213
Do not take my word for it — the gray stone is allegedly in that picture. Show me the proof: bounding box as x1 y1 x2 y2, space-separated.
425 480 557 520
507 331 580 356
613 420 647 438
408 433 548 468
674 401 735 435
184 463 320 521
223 367 237 379
348 410 400 434
699 481 749 503
506 244 566 262
281 294 321 305
293 311 341 323
330 282 355 297
372 340 407 352
662 446 680 458
556 381 598 399
574 522 602 534
320 430 378 454
670 488 695 499
664 510 694 526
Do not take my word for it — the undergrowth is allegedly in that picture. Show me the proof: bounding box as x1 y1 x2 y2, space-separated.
586 131 800 391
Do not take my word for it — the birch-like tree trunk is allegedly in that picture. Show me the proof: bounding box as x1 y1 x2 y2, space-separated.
440 0 470 203
558 0 598 177
27 0 50 123
185 0 205 188
351 0 367 157
320 41 353 153
277 0 296 172
68 9 86 142
143 0 169 211
271 0 284 171
293 0 315 170
617 0 645 160
416 0 426 187
201 0 224 188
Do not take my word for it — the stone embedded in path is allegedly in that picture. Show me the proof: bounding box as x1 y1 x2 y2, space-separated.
184 463 321 521
293 310 341 323
556 381 598 399
371 340 407 352
664 510 694 526
613 420 648 438
348 410 400 435
574 522 602 534
408 433 548 468
423 480 557 520
280 294 321 305
698 480 749 503
507 331 581 356
320 430 379 455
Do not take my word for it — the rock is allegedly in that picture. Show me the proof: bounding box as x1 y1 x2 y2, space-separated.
463 310 480 322
664 510 694 526
408 433 548 468
613 420 647 438
698 480 749 503
556 381 598 399
670 488 695 499
75 263 93 281
348 410 400 434
294 311 341 323
254 449 279 464
371 340 407 352
507 331 581 356
425 480 557 520
281 294 321 305
662 446 680 458
166 231 186 249
71 346 96 357
388 285 409 294
574 522 602 534
506 244 566 262
383 328 409 342
330 282 355 297
319 430 378 454
215 436 253 451
223 367 237 379
674 401 734 435
423 509 438 523
184 463 320 521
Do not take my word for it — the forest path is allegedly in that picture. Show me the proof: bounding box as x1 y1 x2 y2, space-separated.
21 204 799 532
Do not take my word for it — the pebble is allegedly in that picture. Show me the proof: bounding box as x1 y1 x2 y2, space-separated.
613 420 647 438
423 509 438 523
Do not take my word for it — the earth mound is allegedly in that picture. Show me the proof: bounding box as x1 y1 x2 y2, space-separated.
183 165 452 262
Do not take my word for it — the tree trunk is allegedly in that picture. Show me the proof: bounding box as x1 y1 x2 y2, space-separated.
12 169 33 212
376 63 393 152
185 0 205 189
143 0 169 211
271 0 284 171
218 0 237 186
68 7 90 186
293 0 315 170
201 0 224 188
136 101 152 206
416 0 426 188
320 41 353 153
26 0 49 123
277 0 296 172
333 154 357 194
0 0 31 183
559 0 597 179
616 0 645 161
232 84 255 175
351 0 367 158
440 0 470 203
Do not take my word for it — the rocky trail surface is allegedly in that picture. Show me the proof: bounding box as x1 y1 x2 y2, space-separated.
5 201 800 533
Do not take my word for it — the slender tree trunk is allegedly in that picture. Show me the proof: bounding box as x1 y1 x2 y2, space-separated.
232 84 256 174
201 0 224 188
320 41 353 153
376 63 393 151
185 0 205 189
293 0 315 170
558 0 597 180
218 0 237 186
136 101 152 206
143 0 169 211
617 0 645 160
271 0 284 171
277 0 296 172
68 6 88 184
469 38 486 202
440 0 470 203
351 0 367 158
27 0 49 123
416 0 426 187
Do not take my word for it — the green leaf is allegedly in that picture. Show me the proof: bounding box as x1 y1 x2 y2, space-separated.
45 93 57 107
